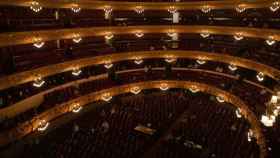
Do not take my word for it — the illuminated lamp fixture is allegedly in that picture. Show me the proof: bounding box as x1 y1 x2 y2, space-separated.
33 38 45 48
201 5 211 13
261 114 276 127
159 83 169 91
72 103 82 113
256 72 265 82
235 4 246 13
189 86 199 93
247 129 254 142
135 6 144 14
101 93 112 102
270 1 280 12
30 1 42 13
168 6 177 14
234 33 244 41
134 57 143 65
72 67 82 76
135 31 144 38
165 56 176 63
200 31 210 38
167 31 177 37
265 36 276 46
33 76 45 88
216 96 225 103
104 6 113 19
104 61 113 69
130 86 141 95
196 59 206 65
228 64 238 71
235 108 242 118
71 4 81 13
37 120 49 132
105 33 114 40
270 95 278 104
72 34 82 43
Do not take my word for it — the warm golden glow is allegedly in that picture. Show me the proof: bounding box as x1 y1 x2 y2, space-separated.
30 1 42 13
130 86 141 94
135 6 144 14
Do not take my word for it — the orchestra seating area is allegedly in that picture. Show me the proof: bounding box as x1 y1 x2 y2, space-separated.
21 91 258 158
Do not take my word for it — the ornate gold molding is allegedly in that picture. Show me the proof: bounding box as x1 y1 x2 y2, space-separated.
0 80 267 158
0 0 273 10
0 25 280 47
0 50 279 91
0 67 272 119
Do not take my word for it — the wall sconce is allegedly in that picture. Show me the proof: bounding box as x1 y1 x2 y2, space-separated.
72 103 82 113
228 64 238 71
270 1 280 12
72 67 82 76
256 72 265 82
37 120 49 132
135 6 144 14
33 76 45 88
159 83 169 91
201 5 211 13
71 4 81 13
101 93 112 102
236 4 246 13
130 86 141 94
30 1 42 13
234 33 244 41
33 38 45 48
72 34 82 43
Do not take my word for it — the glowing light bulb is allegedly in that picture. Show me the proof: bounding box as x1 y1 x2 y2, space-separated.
235 108 242 118
72 103 82 113
216 96 225 103
101 93 112 102
33 76 45 88
72 34 82 43
200 32 210 38
135 31 144 38
30 1 42 13
37 120 49 132
228 64 238 71
130 86 141 94
236 5 246 13
201 5 211 13
234 33 244 41
196 59 206 65
165 56 176 63
33 38 45 48
256 72 265 82
71 4 81 13
168 6 177 14
270 1 280 12
135 6 144 14
134 58 143 65
159 83 169 91
104 61 113 69
266 36 276 46
189 86 199 93
72 67 82 76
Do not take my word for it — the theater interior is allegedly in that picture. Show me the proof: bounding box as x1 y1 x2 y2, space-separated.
0 0 280 158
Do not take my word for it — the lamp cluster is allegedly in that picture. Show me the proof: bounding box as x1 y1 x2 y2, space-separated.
261 94 280 127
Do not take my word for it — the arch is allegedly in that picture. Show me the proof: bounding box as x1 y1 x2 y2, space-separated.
0 80 267 158
0 25 280 47
0 50 279 91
